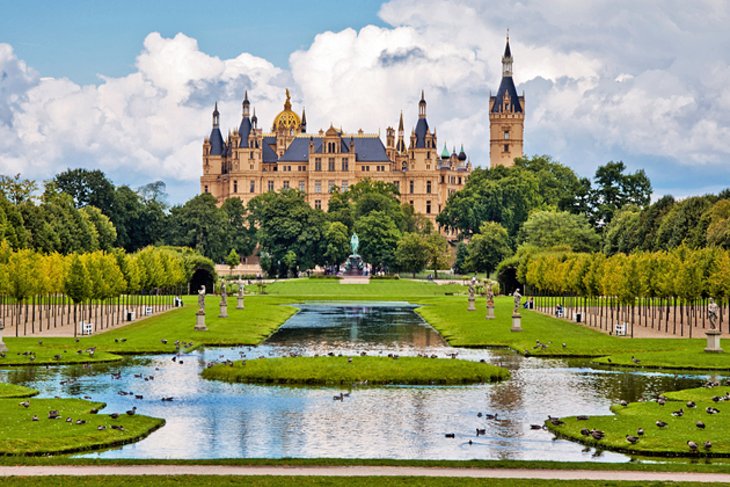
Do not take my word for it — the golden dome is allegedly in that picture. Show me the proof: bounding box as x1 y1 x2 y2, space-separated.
272 89 302 132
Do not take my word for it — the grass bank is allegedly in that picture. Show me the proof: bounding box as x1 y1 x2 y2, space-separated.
546 386 730 457
202 355 509 386
592 349 730 370
0 383 38 398
0 397 164 455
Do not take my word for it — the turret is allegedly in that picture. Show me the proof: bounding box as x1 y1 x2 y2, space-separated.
239 92 252 148
414 91 430 148
209 102 225 156
301 107 307 133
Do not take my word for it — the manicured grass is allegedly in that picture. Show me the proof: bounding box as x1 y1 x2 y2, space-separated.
0 476 723 487
592 349 730 370
0 398 164 455
0 341 123 366
664 386 730 402
265 278 465 297
547 387 730 457
202 355 509 386
0 383 38 398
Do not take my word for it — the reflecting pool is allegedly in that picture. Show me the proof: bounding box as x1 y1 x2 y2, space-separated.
0 303 723 461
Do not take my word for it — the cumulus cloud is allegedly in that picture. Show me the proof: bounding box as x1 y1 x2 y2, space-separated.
0 0 728 202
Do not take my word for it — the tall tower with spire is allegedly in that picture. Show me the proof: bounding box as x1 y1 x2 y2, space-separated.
489 33 525 168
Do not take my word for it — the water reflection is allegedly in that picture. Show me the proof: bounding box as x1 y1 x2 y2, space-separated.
0 302 725 462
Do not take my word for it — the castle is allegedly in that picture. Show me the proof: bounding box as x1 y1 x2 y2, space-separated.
200 37 523 223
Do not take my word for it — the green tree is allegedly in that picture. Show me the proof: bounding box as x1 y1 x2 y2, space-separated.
80 206 118 251
453 242 468 275
354 211 401 272
704 199 730 249
322 221 350 268
225 248 240 276
52 168 116 216
395 233 429 277
602 205 641 255
654 195 715 250
221 197 255 257
0 173 38 204
282 250 298 277
519 209 600 252
64 254 91 304
465 221 513 276
590 161 652 228
423 232 450 278
165 193 229 262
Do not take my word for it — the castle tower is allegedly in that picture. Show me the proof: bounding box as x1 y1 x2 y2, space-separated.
489 34 525 168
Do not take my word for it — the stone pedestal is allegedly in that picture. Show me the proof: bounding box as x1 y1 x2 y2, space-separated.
468 297 475 311
486 306 495 320
705 329 723 353
237 296 245 310
511 313 522 332
219 302 228 318
195 311 207 331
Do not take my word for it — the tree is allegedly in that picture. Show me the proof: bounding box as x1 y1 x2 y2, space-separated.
52 168 116 216
705 199 730 249
0 173 37 204
453 242 468 275
602 205 641 255
221 198 255 257
423 232 450 278
322 221 350 268
590 161 652 228
465 221 513 276
519 209 600 252
654 196 715 250
80 206 117 251
225 249 240 276
165 193 229 262
65 254 91 305
354 211 401 272
395 233 429 277
282 250 298 277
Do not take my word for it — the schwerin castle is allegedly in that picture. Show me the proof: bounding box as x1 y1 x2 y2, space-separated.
200 37 524 227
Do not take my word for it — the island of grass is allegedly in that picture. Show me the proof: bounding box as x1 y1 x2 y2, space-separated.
546 385 730 457
202 355 509 386
592 349 730 371
0 383 38 398
0 397 164 455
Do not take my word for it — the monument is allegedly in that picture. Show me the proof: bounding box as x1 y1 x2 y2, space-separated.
344 233 365 276
0 318 7 353
705 297 722 353
237 279 245 310
511 288 522 332
467 277 476 311
485 281 495 320
219 281 228 318
195 285 207 331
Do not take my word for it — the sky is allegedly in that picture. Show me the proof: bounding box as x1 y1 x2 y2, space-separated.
0 0 729 204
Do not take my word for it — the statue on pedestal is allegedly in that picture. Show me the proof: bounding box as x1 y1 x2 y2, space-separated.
709 298 719 330
219 281 228 318
513 288 522 315
197 285 206 313
237 278 245 310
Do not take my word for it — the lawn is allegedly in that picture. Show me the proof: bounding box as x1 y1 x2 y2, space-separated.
592 350 730 370
546 385 730 457
0 397 164 455
0 382 38 398
202 355 509 386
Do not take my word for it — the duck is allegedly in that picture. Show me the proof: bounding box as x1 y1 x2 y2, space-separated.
637 428 644 436
687 440 698 452
476 428 486 436
656 420 667 428
626 435 639 444
696 421 705 429
686 401 696 408
671 408 684 417
445 433 455 438
126 407 137 416
706 407 720 414
576 415 590 421
705 440 712 450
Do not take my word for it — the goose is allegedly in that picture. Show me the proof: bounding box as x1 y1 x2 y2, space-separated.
97 425 106 431
657 397 666 406
48 410 60 419
65 417 72 423
580 428 591 436
656 420 667 428
671 408 684 417
161 397 174 402
706 407 720 414
626 435 639 444
134 395 144 400
110 413 119 419
590 430 604 441
476 428 486 436
485 413 498 420
31 415 38 421
696 421 705 429
637 428 644 436
444 433 455 438
19 401 30 408
75 419 86 425
547 416 564 426
111 425 124 431
477 412 483 418
576 415 590 421
90 408 99 414
333 393 344 401
705 440 712 450
126 407 137 416
686 401 696 408
619 400 628 407
687 440 698 452
530 424 544 430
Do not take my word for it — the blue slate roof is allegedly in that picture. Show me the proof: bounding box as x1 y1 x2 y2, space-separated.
276 136 390 163
262 136 278 162
209 127 225 156
491 76 522 113
415 118 429 148
238 117 252 148
504 39 512 58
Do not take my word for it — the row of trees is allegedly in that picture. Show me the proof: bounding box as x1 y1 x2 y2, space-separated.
0 244 215 336
506 246 730 336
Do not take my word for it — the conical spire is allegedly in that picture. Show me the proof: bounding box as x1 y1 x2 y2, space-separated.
441 143 450 159
252 108 258 128
212 102 220 128
398 111 404 132
301 107 307 133
502 31 513 77
418 90 427 119
242 90 250 117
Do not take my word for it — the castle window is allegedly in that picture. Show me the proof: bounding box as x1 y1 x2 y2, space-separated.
426 151 430 159
341 180 348 191
503 144 509 153
283 180 290 189
504 131 510 140
328 180 335 192
315 158 322 171
233 180 238 193
250 180 255 193
440 175 444 184
426 201 431 214
458 177 462 185
267 181 274 192
328 158 335 171
409 200 414 208
394 181 400 192
342 158 349 171
315 180 322 193
298 181 305 192
426 181 432 194
314 200 322 210
409 180 414 194
250 151 254 159
204 185 208 193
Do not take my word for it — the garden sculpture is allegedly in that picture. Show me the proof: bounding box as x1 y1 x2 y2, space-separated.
513 288 522 314
709 298 719 330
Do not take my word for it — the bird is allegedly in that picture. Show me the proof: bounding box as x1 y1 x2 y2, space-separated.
656 420 667 428
48 410 60 419
19 401 30 408
548 416 564 426
477 412 483 418
696 421 705 429
161 339 168 344
590 430 604 441
619 400 628 407
126 407 137 416
637 428 644 436
580 428 591 436
687 401 696 408
706 407 720 414
530 424 544 430
631 356 641 364
705 441 712 450
671 408 684 417
445 433 455 438
657 397 666 406
75 419 86 425
97 425 106 431
476 428 486 436
110 413 119 419
31 415 38 421
577 415 590 421
626 435 639 444
161 397 174 402
687 440 698 452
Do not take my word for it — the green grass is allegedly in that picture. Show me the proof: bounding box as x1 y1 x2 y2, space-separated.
0 397 164 455
664 386 730 402
202 355 509 386
546 387 730 457
0 382 38 398
0 477 725 487
265 278 465 297
592 350 730 370
0 342 123 366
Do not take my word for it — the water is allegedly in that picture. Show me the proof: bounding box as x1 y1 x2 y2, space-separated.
0 302 723 461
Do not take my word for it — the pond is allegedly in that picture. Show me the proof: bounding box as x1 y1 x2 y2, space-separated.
0 302 724 461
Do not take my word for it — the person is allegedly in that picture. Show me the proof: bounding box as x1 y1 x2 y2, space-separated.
528 297 534 309
709 298 719 330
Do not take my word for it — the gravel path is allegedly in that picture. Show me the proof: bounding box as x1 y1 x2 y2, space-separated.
0 465 729 482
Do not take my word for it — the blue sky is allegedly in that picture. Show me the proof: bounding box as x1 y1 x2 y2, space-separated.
0 0 728 203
